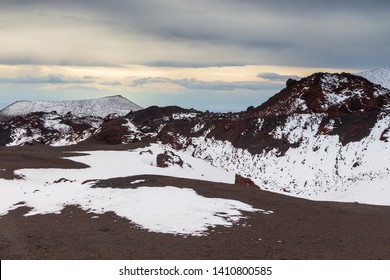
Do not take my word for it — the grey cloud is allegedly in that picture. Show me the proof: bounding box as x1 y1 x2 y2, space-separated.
0 0 389 69
132 77 281 92
257 73 302 82
0 57 45 66
0 75 90 84
100 81 122 86
228 0 390 13
145 61 248 68
0 75 121 87
0 56 120 67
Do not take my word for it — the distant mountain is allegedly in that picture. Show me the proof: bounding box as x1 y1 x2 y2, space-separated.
1 73 389 205
357 67 390 89
0 95 142 121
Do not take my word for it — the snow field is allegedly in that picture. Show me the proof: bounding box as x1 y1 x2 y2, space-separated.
0 144 267 236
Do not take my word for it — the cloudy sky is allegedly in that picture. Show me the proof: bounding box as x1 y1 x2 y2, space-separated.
0 0 389 111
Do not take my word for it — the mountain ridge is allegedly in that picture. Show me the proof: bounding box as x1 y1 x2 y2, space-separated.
356 66 390 90
0 95 142 121
1 71 389 205
254 72 389 117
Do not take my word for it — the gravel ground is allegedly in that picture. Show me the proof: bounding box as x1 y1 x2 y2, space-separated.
0 144 389 259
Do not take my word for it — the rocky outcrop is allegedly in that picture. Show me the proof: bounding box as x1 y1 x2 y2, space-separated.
255 72 389 117
156 151 184 168
235 174 259 188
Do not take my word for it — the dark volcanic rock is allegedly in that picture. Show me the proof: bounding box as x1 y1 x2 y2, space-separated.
0 123 12 146
156 151 184 168
318 111 379 145
380 128 389 142
93 118 128 145
286 78 297 87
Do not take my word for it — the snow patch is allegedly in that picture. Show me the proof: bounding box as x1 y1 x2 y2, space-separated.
192 123 205 133
256 118 264 131
172 113 198 120
130 179 146 184
0 145 267 236
122 120 139 132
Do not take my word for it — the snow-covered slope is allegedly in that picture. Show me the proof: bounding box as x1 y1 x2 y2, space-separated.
357 67 390 89
0 95 142 120
185 113 390 205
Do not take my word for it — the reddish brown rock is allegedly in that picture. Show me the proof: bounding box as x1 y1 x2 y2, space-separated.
235 174 259 188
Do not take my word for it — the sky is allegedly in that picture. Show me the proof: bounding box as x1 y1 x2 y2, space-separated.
0 0 389 112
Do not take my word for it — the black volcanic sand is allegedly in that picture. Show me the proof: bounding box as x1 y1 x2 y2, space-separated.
0 144 390 259
0 147 87 179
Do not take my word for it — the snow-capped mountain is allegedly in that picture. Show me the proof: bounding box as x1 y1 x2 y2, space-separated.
1 73 389 205
357 67 390 90
0 95 142 121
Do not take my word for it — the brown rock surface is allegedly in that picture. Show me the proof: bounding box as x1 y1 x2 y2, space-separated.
235 174 259 188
